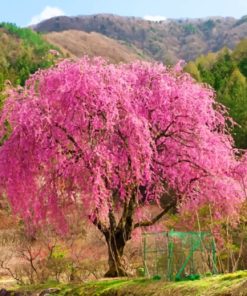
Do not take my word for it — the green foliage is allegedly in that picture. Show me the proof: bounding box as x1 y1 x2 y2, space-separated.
186 40 247 148
233 39 247 61
152 274 162 280
175 274 200 281
183 24 197 34
15 271 247 296
46 245 71 282
239 57 247 77
50 245 68 260
0 22 61 91
184 61 201 81
1 23 49 49
136 267 145 277
0 120 12 146
202 20 215 32
233 40 247 77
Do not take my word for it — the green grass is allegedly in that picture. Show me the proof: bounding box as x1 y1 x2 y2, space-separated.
15 270 247 296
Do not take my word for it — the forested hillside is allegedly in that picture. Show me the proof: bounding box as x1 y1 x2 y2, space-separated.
185 39 247 148
34 14 247 63
0 22 149 97
0 23 60 91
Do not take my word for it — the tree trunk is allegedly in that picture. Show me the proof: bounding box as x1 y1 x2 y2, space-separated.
104 229 129 277
93 187 176 277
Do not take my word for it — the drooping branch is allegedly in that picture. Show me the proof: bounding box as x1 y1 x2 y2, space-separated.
154 158 211 177
134 203 174 229
154 115 192 143
55 123 81 151
54 123 84 163
92 214 108 236
155 121 176 142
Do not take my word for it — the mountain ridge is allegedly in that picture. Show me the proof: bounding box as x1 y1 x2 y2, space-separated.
34 14 247 63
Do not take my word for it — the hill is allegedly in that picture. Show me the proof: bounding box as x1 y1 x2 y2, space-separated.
34 14 247 63
0 23 60 90
0 22 147 105
44 30 149 63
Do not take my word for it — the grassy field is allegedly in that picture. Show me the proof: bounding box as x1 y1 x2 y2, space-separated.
12 270 247 296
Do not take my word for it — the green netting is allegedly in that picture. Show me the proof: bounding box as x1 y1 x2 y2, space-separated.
142 230 217 281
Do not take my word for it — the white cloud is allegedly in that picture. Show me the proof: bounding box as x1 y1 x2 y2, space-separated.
143 15 167 22
29 6 65 26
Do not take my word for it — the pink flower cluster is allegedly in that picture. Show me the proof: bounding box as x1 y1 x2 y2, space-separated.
0 57 245 229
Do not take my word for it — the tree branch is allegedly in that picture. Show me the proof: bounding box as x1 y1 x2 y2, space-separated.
0 259 24 285
117 200 128 229
123 188 137 240
91 214 108 235
55 123 81 151
134 204 174 229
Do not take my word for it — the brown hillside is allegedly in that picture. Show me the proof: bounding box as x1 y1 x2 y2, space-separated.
35 14 247 63
44 30 150 63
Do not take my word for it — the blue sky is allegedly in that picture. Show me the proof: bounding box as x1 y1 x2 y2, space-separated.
1 0 247 27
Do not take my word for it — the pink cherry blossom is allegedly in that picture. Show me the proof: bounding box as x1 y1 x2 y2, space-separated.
0 57 245 276
0 56 244 224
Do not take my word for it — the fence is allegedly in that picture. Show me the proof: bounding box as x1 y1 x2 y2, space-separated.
142 230 217 281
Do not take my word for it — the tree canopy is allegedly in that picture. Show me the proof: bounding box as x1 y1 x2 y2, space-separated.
0 58 245 276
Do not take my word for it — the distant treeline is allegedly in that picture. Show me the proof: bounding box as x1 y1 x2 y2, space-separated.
185 39 247 148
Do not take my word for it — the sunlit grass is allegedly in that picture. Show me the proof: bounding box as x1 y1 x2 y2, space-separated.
15 270 247 296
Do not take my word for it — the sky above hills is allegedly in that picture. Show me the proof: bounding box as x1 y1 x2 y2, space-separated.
1 0 247 27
